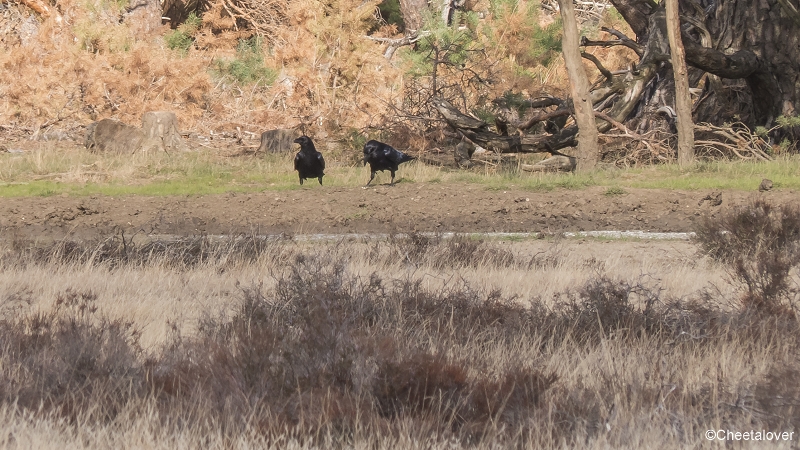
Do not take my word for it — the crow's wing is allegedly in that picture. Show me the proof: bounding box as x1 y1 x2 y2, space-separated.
386 147 406 164
294 153 302 171
317 153 325 170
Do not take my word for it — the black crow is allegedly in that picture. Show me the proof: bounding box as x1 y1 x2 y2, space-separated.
362 140 415 186
293 136 325 185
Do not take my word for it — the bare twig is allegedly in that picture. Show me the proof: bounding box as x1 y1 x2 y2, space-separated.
580 27 644 57
693 122 773 161
366 32 429 59
581 51 613 80
516 109 573 131
217 0 287 41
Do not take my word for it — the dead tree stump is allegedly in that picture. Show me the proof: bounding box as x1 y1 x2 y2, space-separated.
142 111 187 153
257 129 297 154
454 136 476 168
85 119 145 154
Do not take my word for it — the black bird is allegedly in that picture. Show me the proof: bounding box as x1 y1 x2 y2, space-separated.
293 136 325 185
362 140 415 186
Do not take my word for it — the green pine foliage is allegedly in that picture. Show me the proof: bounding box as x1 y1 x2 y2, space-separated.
405 25 479 78
214 36 278 86
165 12 202 54
483 0 562 69
376 0 404 30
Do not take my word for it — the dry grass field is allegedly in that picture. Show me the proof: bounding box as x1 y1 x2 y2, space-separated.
1 121 798 450
2 0 799 445
1 204 799 448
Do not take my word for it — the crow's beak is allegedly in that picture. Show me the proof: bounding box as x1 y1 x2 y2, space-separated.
293 137 303 144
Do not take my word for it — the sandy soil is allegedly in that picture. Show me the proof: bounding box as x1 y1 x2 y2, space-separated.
0 183 791 240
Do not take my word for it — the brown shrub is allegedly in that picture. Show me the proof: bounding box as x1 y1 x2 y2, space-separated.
0 289 143 423
2 234 293 269
375 352 469 417
755 364 800 430
468 367 558 425
696 199 800 316
3 242 800 446
373 233 517 270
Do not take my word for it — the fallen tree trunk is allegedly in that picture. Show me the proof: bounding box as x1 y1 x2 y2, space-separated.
431 0 798 167
432 98 578 154
430 98 489 131
610 0 798 132
521 155 576 172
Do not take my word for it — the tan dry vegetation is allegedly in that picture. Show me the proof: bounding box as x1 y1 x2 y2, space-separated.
0 237 727 349
1 231 797 448
0 0 636 145
0 0 406 134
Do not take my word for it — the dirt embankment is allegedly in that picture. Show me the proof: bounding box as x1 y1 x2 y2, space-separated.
0 184 791 240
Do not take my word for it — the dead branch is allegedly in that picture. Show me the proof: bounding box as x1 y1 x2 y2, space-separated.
580 27 644 57
777 0 800 26
693 122 773 161
594 110 671 160
601 27 643 55
218 0 287 41
593 111 644 138
581 51 613 80
492 95 564 111
366 32 428 59
593 92 617 111
598 131 673 166
431 97 489 131
516 109 573 131
18 0 58 17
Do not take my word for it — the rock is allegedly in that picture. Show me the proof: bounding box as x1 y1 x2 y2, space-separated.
257 129 297 154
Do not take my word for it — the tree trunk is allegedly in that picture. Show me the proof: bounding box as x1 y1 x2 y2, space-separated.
123 0 162 36
258 129 298 153
558 0 598 171
610 0 800 133
665 0 693 165
431 0 799 166
398 0 427 33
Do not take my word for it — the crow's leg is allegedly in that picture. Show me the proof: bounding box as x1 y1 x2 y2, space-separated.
365 171 376 186
318 176 323 185
390 170 396 185
299 175 304 185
